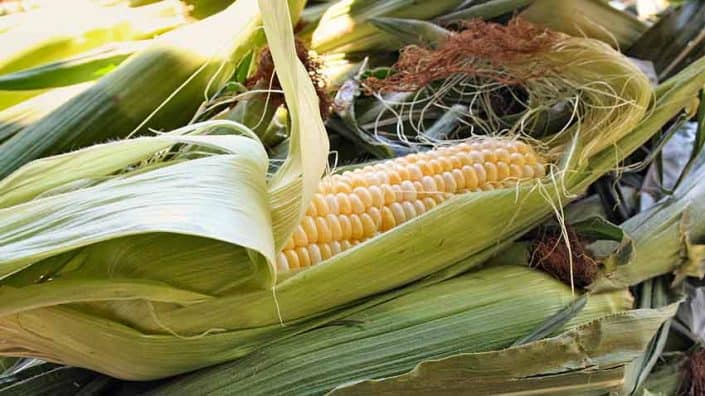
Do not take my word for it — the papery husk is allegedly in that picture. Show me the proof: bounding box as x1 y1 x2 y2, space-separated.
145 265 636 394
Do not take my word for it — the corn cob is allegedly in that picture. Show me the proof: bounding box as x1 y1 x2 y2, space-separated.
276 138 546 271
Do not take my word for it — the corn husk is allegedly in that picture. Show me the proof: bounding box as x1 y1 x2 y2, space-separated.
0 0 306 179
145 265 637 395
0 0 699 380
0 83 92 144
436 0 534 24
329 305 677 396
0 88 44 111
520 0 648 49
0 0 187 75
0 40 149 90
590 139 705 291
302 0 467 53
627 1 705 81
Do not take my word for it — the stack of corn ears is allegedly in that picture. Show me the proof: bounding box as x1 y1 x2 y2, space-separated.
1 0 705 388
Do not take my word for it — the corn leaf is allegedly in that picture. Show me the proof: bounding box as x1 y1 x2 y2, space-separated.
585 56 705 291
0 0 187 75
329 305 677 396
0 41 149 90
145 265 636 395
0 0 306 179
304 0 467 53
0 83 92 144
521 0 647 49
436 0 535 23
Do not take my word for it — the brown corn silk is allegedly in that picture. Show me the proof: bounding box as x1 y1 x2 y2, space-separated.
364 19 559 92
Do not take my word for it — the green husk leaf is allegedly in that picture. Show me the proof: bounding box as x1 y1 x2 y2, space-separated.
511 295 588 346
436 0 535 24
368 17 451 48
0 366 98 396
0 41 149 90
330 305 677 396
521 0 647 49
0 0 188 75
145 265 635 395
0 83 92 144
304 0 467 53
591 109 705 290
0 88 45 111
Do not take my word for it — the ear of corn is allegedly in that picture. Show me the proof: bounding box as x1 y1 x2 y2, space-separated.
276 139 546 271
0 0 702 380
0 0 306 179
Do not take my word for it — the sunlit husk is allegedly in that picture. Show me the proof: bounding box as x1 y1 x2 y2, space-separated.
0 0 306 179
0 0 187 74
520 0 647 49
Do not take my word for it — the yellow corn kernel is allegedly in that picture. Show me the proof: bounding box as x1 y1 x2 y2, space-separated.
451 168 465 189
497 162 510 180
301 216 318 244
400 180 417 201
308 244 322 264
349 193 365 214
330 241 342 255
293 225 308 247
389 202 406 224
339 215 352 240
380 206 396 231
284 249 300 269
327 214 343 241
316 217 332 243
350 214 364 240
442 172 457 193
296 247 311 268
510 152 525 166
368 207 382 228
360 213 377 237
319 243 333 260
